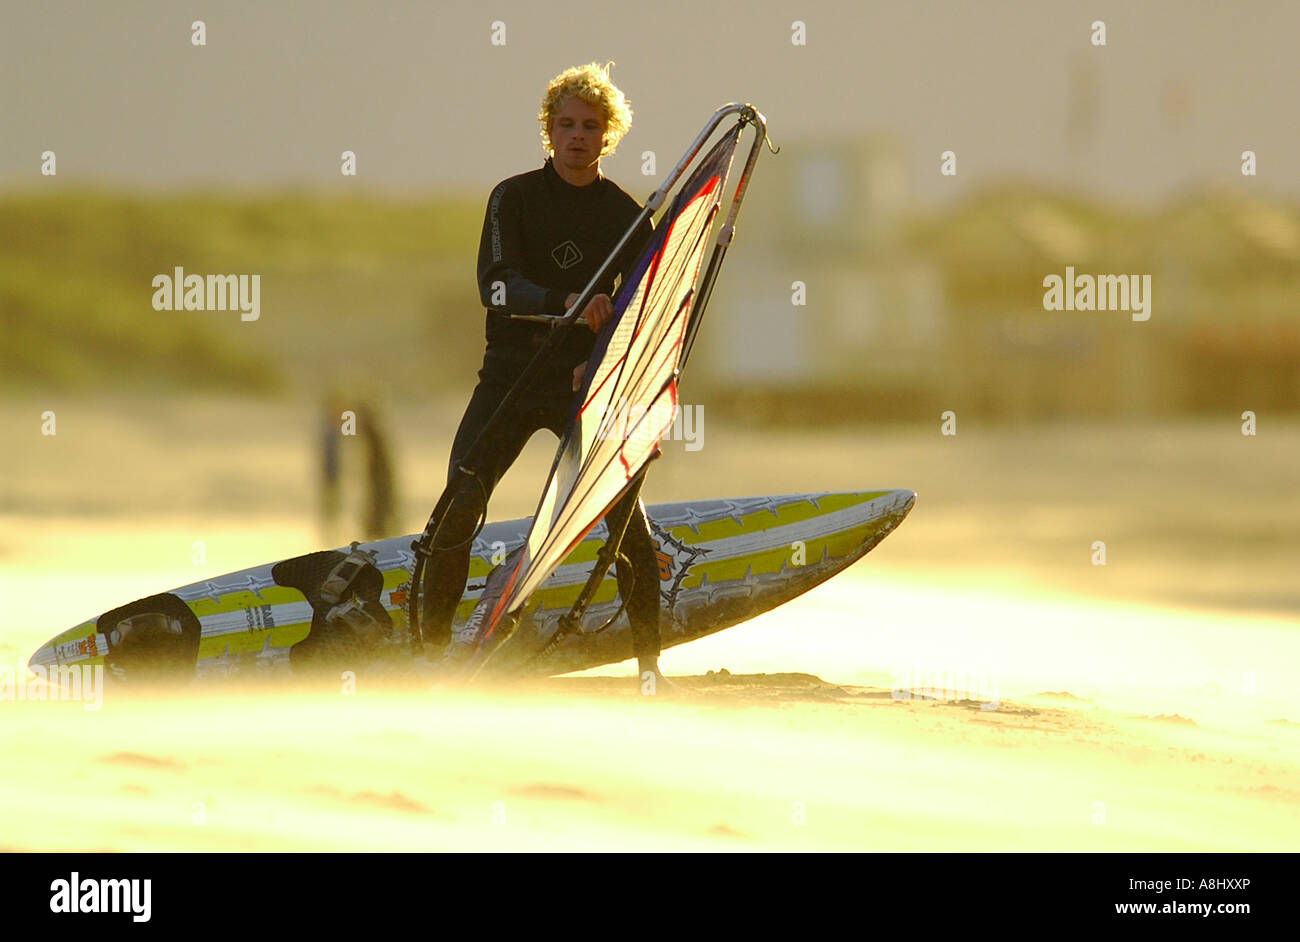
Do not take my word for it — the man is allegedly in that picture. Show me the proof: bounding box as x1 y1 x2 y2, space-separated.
421 63 673 692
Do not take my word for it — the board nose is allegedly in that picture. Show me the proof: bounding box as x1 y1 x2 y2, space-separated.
27 619 99 675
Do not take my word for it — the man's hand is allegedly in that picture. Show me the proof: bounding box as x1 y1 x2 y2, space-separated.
565 292 614 333
572 360 587 392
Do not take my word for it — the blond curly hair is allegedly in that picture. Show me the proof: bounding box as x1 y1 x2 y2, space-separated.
538 61 633 158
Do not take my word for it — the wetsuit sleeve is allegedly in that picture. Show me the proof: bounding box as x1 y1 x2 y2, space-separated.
477 180 569 317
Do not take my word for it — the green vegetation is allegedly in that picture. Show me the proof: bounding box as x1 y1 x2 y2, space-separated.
0 189 484 395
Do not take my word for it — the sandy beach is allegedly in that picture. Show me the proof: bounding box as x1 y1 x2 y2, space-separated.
2 397 1297 851
2 667 1296 852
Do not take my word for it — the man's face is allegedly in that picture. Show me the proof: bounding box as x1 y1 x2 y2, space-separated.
548 96 607 173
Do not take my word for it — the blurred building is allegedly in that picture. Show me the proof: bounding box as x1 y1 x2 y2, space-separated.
694 135 949 419
695 135 1300 421
931 191 1300 420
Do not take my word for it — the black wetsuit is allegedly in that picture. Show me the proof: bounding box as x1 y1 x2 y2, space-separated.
422 157 660 660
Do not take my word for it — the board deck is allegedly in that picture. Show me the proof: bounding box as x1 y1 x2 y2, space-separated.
29 489 915 685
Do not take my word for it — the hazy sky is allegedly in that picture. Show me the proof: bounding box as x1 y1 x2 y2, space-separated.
3 0 1297 205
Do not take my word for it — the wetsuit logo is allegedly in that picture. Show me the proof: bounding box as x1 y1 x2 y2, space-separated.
551 241 583 270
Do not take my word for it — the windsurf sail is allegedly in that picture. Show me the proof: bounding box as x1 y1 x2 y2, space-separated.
472 128 745 653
